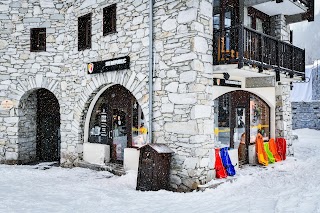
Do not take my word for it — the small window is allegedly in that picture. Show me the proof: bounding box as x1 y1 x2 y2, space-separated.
30 28 46 52
78 13 92 51
103 4 116 35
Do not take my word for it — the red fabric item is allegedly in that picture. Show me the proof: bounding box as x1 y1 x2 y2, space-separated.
269 138 282 162
214 148 227 179
276 138 287 160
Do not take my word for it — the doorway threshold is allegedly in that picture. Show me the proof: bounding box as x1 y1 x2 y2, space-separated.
78 161 126 176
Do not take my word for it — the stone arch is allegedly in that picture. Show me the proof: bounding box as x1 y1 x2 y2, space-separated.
214 89 274 148
74 71 149 150
13 74 61 104
2 75 61 164
213 88 275 109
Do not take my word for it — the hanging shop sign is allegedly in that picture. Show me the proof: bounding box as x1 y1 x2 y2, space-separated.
213 78 242 88
1 100 14 110
87 56 130 74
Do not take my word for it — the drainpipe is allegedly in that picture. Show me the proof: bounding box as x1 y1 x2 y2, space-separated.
148 0 154 144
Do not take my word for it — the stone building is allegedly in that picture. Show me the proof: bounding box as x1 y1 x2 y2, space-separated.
0 0 314 191
292 61 320 130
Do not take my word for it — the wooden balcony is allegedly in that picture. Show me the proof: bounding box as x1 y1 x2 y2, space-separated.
213 25 306 79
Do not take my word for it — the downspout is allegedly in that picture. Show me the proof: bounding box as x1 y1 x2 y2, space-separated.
148 0 154 144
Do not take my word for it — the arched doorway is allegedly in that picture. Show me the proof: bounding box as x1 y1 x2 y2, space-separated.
18 88 60 163
214 90 270 165
87 84 146 163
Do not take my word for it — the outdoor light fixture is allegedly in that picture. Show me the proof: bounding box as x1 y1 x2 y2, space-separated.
214 72 230 80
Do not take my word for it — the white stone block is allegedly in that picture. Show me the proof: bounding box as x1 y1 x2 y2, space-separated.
192 60 204 72
165 82 178 93
172 52 197 63
228 149 239 171
164 120 198 135
0 40 8 50
193 36 208 54
168 93 197 104
248 145 257 164
200 1 212 17
132 16 144 25
83 143 110 166
191 105 211 119
200 157 209 167
180 71 197 83
5 152 18 161
178 8 197 24
40 0 55 8
79 0 96 9
203 120 214 135
123 148 140 172
161 103 174 113
153 78 162 91
183 157 199 169
162 19 177 31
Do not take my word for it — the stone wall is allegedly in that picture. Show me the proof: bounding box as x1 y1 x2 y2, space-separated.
312 65 320 101
292 102 320 130
292 64 320 130
62 0 151 166
17 91 38 163
153 0 215 191
275 82 293 156
0 0 65 163
0 0 302 191
270 14 290 42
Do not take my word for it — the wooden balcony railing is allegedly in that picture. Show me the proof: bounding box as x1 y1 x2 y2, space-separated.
213 25 305 78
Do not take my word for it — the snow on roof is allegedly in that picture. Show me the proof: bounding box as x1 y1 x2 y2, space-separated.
139 143 174 153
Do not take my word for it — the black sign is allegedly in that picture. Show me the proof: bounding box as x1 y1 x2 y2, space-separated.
87 56 130 74
213 78 241 88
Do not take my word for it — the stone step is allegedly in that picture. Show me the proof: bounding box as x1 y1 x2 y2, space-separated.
78 161 126 176
197 177 237 191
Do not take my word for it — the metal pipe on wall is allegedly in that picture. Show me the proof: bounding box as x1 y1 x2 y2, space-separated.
148 0 154 143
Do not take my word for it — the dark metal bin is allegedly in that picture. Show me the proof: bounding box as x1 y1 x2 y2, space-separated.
136 144 174 191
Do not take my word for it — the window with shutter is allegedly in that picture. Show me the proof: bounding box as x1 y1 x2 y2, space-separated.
78 13 92 51
103 4 117 36
30 28 46 52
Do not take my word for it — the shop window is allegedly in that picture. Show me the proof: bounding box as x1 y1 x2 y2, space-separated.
30 28 46 52
132 101 147 147
249 95 270 143
247 7 270 35
214 94 231 147
78 13 92 51
88 85 147 162
103 4 116 35
214 92 270 147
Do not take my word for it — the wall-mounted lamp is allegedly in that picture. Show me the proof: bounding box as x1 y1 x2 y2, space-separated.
214 72 230 80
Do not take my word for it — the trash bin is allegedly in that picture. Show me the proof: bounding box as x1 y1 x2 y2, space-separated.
136 144 174 191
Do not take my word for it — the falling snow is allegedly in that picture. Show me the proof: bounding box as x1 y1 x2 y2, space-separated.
1 129 320 213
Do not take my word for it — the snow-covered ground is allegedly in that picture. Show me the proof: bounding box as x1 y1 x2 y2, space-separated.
1 129 320 213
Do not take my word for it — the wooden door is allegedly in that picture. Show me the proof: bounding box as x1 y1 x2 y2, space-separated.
230 91 250 164
104 85 133 163
36 89 60 162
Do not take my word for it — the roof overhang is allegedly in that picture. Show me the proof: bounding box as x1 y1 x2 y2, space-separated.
251 0 307 16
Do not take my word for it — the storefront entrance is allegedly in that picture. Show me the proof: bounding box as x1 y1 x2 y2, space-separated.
214 91 270 165
88 85 146 163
